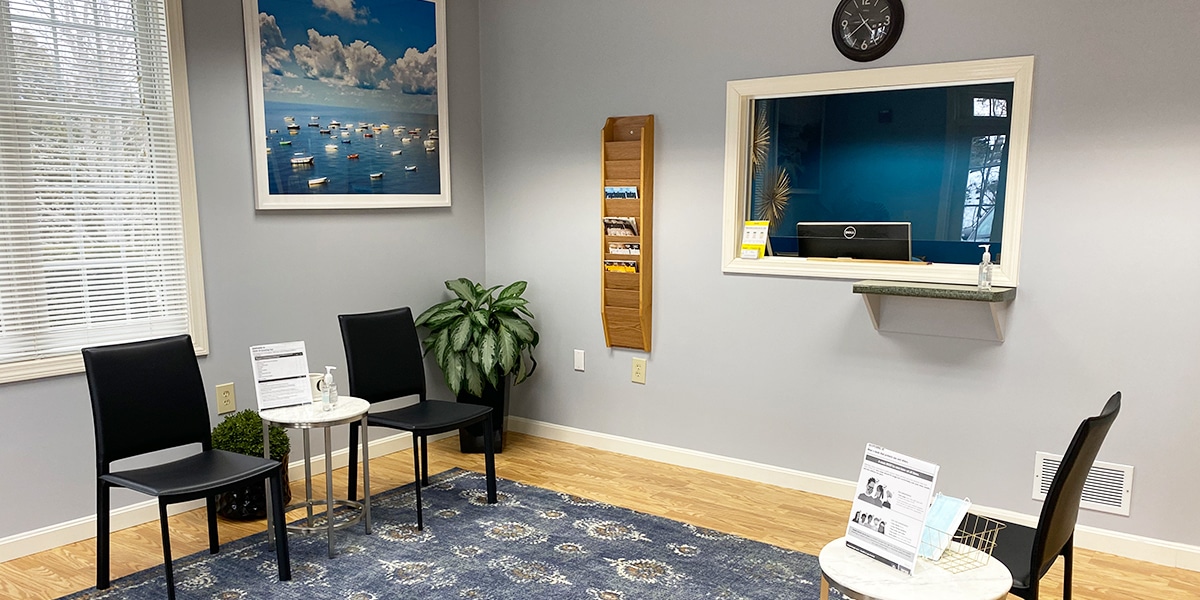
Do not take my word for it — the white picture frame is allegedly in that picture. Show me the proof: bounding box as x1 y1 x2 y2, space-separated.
243 0 451 210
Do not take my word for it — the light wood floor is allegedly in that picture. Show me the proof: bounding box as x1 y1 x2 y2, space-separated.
3 432 1198 599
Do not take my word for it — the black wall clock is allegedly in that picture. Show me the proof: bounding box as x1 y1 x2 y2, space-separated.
832 0 904 62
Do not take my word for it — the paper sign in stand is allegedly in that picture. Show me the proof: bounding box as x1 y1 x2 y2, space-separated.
249 341 313 411
845 444 939 575
740 220 769 259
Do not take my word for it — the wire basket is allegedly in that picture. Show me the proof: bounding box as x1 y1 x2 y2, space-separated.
919 513 1006 573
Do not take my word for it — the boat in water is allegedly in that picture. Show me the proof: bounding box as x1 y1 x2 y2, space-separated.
424 139 437 151
279 140 292 146
391 149 403 155
369 172 383 179
290 153 314 165
325 144 338 151
308 176 328 186
347 153 359 159
404 165 417 172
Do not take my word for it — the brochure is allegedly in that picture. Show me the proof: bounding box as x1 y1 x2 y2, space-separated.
845 444 939 575
607 242 641 255
741 220 769 259
603 259 638 273
603 216 639 236
249 341 313 411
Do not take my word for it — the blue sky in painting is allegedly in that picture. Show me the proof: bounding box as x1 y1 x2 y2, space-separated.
256 0 437 112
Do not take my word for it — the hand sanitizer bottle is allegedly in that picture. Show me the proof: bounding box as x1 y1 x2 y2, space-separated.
321 366 338 411
977 244 993 291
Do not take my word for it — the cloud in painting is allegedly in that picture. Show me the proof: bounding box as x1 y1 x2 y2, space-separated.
258 13 290 74
389 45 437 95
313 0 367 23
292 29 389 89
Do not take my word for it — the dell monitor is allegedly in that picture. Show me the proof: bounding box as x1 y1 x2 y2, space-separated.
795 222 912 262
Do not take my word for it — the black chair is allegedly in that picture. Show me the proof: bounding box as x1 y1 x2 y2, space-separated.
988 391 1121 600
339 307 497 529
84 335 290 600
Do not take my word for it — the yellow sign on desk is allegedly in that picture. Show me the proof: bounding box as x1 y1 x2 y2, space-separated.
741 220 769 258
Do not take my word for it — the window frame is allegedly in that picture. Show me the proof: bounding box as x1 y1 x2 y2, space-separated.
0 0 207 384
721 56 1035 287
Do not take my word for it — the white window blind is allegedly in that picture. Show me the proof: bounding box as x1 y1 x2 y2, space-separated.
0 0 206 382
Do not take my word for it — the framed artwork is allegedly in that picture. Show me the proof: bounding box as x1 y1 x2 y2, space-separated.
243 0 450 210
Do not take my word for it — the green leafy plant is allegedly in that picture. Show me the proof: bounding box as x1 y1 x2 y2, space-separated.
212 409 290 461
415 278 538 397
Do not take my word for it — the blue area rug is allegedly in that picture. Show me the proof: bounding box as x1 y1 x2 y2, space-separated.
62 468 830 599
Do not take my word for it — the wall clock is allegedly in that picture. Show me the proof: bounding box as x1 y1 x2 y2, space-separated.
832 0 904 62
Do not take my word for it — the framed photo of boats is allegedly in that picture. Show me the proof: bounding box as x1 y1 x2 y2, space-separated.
243 0 450 209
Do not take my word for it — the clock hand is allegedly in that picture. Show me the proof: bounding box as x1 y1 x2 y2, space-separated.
857 13 876 37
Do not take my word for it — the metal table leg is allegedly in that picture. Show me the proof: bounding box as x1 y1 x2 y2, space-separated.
325 425 334 558
303 429 314 527
361 414 371 534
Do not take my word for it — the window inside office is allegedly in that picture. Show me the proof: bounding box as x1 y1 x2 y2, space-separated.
722 57 1034 287
0 0 206 383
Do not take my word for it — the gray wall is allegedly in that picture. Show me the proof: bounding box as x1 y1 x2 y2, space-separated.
482 0 1200 545
0 0 484 538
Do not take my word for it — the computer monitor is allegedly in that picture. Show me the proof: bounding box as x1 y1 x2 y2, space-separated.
795 222 912 261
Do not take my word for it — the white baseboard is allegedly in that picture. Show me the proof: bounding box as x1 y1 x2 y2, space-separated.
0 431 419 564
508 416 1200 572
8 419 1200 574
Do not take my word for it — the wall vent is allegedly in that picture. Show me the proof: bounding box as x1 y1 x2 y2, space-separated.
1033 452 1132 516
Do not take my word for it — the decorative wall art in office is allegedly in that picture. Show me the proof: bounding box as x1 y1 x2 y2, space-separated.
243 0 450 209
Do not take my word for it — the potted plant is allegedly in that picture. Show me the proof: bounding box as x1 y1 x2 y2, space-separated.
415 278 538 453
211 409 292 520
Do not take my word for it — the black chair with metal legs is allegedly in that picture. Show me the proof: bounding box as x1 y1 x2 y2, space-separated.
986 391 1121 600
84 335 290 600
339 307 497 529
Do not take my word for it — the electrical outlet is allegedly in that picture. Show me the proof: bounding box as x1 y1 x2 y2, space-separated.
574 349 585 371
631 357 646 384
216 383 236 414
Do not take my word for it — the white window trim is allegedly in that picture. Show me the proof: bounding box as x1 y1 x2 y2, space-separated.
721 56 1035 287
0 0 208 384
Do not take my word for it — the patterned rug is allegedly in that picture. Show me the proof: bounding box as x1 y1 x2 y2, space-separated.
61 468 831 599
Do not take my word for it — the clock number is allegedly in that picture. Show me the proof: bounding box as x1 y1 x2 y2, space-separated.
842 19 849 28
861 41 869 50
862 0 872 5
884 15 891 25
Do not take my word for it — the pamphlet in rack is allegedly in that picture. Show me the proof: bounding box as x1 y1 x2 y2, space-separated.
845 444 939 575
604 186 639 199
603 216 639 236
607 242 641 255
603 260 638 273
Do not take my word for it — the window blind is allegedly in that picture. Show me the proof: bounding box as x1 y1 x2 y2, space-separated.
0 0 202 380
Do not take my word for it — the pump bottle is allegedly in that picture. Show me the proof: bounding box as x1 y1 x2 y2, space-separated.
977 244 993 291
321 366 338 411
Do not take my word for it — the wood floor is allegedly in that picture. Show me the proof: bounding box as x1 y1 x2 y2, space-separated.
3 432 1198 599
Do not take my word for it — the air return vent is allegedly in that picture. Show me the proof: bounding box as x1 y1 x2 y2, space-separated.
1033 452 1132 516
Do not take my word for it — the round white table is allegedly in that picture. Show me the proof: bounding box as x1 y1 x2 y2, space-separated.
818 537 1012 600
261 396 372 558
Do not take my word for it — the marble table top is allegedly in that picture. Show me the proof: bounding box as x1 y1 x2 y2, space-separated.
260 396 368 428
819 537 1012 600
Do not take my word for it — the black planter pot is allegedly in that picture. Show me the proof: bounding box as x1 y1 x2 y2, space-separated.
457 376 510 453
215 454 292 520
